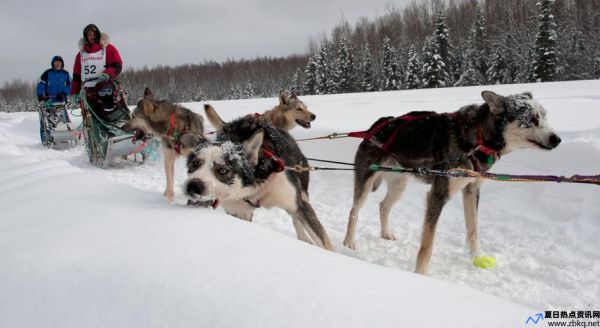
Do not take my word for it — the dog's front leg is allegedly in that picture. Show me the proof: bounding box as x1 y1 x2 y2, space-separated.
462 181 482 256
221 199 254 221
463 181 496 269
163 146 178 203
415 177 449 275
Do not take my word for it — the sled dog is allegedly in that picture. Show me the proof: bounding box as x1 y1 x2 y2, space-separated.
204 90 316 131
122 88 204 203
343 91 561 274
184 116 333 250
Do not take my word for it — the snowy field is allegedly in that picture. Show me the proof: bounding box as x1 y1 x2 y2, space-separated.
1 80 599 327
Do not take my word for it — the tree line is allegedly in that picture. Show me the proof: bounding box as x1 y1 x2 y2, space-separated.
1 0 599 112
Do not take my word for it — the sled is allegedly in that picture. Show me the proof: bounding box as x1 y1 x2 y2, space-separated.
79 79 150 168
38 101 79 148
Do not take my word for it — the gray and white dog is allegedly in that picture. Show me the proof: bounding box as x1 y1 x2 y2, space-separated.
343 91 561 274
184 115 334 251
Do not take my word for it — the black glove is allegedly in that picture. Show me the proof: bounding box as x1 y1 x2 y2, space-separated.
37 94 45 101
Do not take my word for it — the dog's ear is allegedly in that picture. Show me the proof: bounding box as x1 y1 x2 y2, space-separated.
279 90 290 106
521 91 533 99
243 129 264 166
481 91 505 115
140 99 156 116
143 88 155 101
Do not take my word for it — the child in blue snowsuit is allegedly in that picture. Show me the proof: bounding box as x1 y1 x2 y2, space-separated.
36 56 72 143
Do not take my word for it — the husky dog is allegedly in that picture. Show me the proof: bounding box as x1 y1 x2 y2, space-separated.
343 91 561 274
184 117 333 250
205 90 316 131
122 88 204 203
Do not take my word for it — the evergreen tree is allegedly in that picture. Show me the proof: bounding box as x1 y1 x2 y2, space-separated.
303 54 319 95
381 37 402 90
192 87 206 102
486 44 512 84
324 43 340 94
167 72 178 102
290 67 303 95
337 35 357 93
432 12 453 84
316 46 329 94
421 37 449 88
404 44 422 89
517 47 536 83
533 0 558 82
360 43 377 92
595 56 600 79
456 10 488 87
243 80 255 99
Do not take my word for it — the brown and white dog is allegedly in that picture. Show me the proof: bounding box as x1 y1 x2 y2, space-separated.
122 88 204 203
204 90 316 131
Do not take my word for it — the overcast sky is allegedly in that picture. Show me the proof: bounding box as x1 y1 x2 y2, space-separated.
0 0 412 85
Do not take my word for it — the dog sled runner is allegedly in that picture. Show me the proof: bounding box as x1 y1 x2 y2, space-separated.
38 101 79 148
79 79 148 168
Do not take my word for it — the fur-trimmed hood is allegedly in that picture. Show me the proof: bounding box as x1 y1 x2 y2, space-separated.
78 32 110 50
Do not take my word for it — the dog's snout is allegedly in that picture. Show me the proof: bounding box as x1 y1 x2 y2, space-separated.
310 114 316 121
186 179 205 197
548 133 561 148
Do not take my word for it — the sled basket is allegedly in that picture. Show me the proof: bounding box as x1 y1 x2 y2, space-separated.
38 102 78 147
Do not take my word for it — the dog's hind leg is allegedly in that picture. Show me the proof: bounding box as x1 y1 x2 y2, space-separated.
415 176 449 275
162 146 178 203
378 173 409 241
290 200 334 251
343 169 379 250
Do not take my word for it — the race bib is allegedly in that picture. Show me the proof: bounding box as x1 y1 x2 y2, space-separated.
80 49 106 88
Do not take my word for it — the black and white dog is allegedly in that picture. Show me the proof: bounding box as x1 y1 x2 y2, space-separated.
343 91 561 274
184 115 334 251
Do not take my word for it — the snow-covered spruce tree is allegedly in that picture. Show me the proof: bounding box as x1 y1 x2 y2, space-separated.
432 12 453 85
192 87 206 102
324 43 340 94
167 72 178 102
595 56 600 79
360 43 378 92
404 44 422 89
533 0 558 82
303 53 319 95
337 35 357 93
289 67 303 95
316 46 329 94
381 37 402 90
229 85 242 100
455 10 488 87
486 42 512 84
244 80 255 99
421 36 449 88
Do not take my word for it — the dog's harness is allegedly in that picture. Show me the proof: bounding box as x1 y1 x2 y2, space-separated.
166 112 185 154
347 112 500 172
241 146 286 209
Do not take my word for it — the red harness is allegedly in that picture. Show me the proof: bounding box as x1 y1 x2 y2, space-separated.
243 146 285 209
166 112 185 154
348 112 499 171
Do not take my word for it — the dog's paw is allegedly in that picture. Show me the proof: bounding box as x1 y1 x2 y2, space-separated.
342 238 357 250
473 255 496 269
163 191 174 204
381 231 397 241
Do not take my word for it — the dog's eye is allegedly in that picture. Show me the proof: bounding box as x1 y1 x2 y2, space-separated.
217 168 228 175
296 107 302 111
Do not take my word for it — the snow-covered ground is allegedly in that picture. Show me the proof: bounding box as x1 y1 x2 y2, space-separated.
1 80 599 327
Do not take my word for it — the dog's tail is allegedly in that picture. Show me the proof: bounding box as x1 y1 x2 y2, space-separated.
204 104 225 130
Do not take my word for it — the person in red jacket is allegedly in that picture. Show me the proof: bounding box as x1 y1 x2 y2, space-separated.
70 24 123 100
